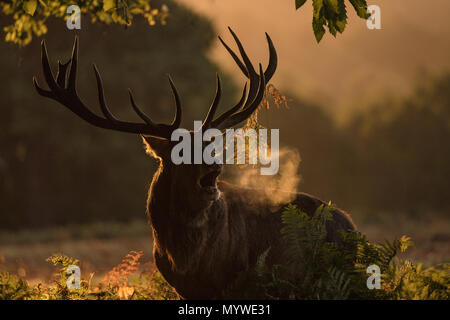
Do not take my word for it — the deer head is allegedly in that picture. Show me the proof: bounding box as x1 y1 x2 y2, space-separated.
33 28 277 213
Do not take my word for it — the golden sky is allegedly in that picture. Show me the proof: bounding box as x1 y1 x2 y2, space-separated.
177 0 450 119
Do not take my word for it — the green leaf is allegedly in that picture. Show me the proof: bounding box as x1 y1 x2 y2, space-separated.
349 0 370 19
312 0 326 42
312 15 326 42
295 0 308 10
325 0 338 13
328 24 337 37
312 0 324 19
335 0 347 33
104 0 116 12
23 0 37 16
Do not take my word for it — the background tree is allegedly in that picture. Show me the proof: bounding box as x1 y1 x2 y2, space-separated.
0 0 370 46
0 0 238 228
1 0 167 46
262 73 450 213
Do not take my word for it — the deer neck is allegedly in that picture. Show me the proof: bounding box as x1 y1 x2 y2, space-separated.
147 162 227 243
147 162 229 275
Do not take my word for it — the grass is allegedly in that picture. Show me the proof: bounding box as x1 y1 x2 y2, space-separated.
354 209 449 266
0 251 178 300
0 210 448 299
0 219 153 283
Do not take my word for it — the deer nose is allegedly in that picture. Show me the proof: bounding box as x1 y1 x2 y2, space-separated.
208 163 222 171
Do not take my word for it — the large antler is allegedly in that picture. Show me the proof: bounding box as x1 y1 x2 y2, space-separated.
202 27 278 130
33 37 182 139
34 28 277 136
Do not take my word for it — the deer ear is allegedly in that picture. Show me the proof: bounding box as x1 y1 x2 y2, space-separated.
142 135 171 159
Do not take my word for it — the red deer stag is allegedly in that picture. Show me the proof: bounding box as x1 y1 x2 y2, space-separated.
33 28 355 299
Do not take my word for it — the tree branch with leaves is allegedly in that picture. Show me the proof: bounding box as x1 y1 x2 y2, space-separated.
296 0 370 42
0 0 168 46
1 0 371 46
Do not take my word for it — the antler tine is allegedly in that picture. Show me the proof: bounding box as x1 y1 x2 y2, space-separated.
218 36 248 77
221 27 278 84
226 28 259 109
41 40 58 91
167 76 182 130
66 36 78 92
128 77 182 128
263 32 278 82
33 76 53 98
33 37 184 139
227 27 257 77
218 28 277 110
202 74 222 129
56 60 70 88
210 83 247 128
209 29 277 130
128 89 155 126
217 64 265 130
93 64 120 122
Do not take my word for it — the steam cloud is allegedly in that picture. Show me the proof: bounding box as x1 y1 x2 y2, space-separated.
226 148 302 207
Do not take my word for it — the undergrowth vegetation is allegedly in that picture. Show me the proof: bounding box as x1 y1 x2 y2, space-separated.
0 250 177 300
1 204 448 300
225 204 449 299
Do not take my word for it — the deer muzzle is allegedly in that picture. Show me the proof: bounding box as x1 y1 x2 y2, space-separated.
198 165 222 198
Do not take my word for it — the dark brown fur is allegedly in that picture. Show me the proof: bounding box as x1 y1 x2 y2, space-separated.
145 146 356 299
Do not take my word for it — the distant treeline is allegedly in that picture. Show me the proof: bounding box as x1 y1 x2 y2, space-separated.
0 1 449 229
265 72 450 215
0 0 238 229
